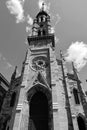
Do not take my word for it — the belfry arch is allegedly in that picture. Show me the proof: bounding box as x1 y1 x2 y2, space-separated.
27 84 53 130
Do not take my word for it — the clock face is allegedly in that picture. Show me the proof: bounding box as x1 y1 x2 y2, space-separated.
29 56 49 71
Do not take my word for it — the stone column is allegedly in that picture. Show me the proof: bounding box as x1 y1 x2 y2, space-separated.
20 100 29 130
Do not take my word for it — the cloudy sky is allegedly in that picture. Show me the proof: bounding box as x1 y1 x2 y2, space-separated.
0 0 87 91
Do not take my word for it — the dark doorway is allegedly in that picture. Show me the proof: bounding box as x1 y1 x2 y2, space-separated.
77 116 86 130
29 92 49 130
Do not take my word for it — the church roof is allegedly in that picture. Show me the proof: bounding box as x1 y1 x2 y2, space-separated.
0 73 9 87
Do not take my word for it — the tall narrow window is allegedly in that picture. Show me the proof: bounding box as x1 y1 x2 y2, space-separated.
43 29 46 35
73 88 80 104
38 30 41 36
10 92 16 107
41 16 43 22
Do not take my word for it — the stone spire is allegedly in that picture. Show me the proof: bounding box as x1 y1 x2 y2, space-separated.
11 66 17 82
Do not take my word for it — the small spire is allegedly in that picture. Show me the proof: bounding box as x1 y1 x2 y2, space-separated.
72 62 77 77
11 66 17 81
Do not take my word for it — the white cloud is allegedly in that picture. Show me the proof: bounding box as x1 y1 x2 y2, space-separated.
25 15 33 35
6 0 25 23
27 14 33 25
65 41 87 71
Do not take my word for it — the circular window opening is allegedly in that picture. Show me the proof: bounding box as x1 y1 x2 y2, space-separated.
36 60 45 68
38 60 44 65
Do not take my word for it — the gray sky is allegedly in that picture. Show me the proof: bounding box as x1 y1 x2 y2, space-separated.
0 0 87 91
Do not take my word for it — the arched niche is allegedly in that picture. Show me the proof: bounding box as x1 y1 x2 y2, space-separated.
77 114 86 130
27 84 53 130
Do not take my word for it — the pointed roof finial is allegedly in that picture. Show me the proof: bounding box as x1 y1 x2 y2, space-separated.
42 2 45 11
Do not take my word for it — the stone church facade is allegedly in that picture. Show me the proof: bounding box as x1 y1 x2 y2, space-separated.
0 3 87 130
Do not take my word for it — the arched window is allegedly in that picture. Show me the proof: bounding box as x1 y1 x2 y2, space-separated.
41 16 43 22
29 92 49 130
10 92 16 107
43 29 46 35
38 30 41 36
77 116 86 130
73 88 80 104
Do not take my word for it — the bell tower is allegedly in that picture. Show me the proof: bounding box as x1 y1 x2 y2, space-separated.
13 3 55 130
11 3 70 130
32 2 51 37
